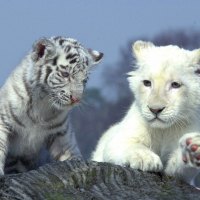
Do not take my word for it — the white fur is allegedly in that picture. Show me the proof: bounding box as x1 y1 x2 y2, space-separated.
92 41 200 179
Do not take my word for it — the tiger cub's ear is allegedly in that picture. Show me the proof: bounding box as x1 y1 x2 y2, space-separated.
88 49 104 65
32 38 56 62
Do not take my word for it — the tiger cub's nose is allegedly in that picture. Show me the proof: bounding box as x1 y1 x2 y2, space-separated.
70 95 80 104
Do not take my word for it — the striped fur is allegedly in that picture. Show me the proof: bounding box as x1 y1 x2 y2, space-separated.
0 36 103 174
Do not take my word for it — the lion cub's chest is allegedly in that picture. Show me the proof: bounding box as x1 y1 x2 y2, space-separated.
150 130 183 159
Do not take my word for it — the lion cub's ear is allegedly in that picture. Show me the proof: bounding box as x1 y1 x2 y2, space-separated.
132 40 154 60
192 49 200 64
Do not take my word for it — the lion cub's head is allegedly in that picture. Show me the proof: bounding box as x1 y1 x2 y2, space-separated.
129 41 200 129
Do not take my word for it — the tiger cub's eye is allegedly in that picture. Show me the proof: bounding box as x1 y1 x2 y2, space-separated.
195 69 200 75
61 71 69 78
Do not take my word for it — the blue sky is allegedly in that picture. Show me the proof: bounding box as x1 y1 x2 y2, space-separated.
0 0 199 88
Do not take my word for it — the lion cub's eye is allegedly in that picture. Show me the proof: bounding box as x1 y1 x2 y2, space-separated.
171 82 181 89
143 80 151 87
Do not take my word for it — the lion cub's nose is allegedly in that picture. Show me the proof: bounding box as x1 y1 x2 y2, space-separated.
149 107 165 115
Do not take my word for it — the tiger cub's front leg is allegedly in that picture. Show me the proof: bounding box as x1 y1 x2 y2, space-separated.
47 124 82 161
0 126 9 175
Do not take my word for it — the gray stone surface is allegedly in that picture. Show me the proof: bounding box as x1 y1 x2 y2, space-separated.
0 159 199 200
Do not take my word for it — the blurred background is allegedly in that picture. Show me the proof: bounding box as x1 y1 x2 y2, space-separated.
0 1 200 160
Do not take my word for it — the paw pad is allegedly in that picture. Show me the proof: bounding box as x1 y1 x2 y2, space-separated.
196 155 200 161
180 133 200 168
191 144 199 152
182 155 188 163
186 138 192 146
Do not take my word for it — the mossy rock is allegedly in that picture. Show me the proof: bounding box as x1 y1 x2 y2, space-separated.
0 159 199 200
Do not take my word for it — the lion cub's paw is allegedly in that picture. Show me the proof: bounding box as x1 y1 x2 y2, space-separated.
128 149 163 172
179 132 200 168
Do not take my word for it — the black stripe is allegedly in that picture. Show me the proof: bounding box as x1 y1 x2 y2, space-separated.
46 134 56 148
65 121 70 132
0 147 6 155
0 138 6 148
49 80 65 87
85 57 89 66
56 131 66 136
69 58 77 64
12 84 24 101
0 141 8 155
0 114 12 132
56 72 64 78
23 72 32 97
5 158 18 168
26 97 36 124
1 123 12 133
8 104 25 128
47 115 68 130
44 112 62 123
44 66 52 84
36 68 42 82
54 36 62 41
39 86 49 97
59 39 65 46
65 45 71 53
60 65 68 69
23 73 36 123
66 53 77 60
54 77 63 83
52 56 58 66
46 131 66 150
51 85 66 89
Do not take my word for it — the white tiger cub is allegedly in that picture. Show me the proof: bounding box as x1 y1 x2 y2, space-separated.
0 36 103 175
92 40 200 179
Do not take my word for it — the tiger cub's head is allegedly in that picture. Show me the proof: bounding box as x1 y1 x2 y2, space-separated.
30 36 103 110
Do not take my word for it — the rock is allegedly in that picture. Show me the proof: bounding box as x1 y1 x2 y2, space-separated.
0 159 199 200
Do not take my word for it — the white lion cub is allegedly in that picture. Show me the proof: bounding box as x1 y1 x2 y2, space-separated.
92 41 200 178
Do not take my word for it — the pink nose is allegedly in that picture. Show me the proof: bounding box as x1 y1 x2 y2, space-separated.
70 96 80 104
